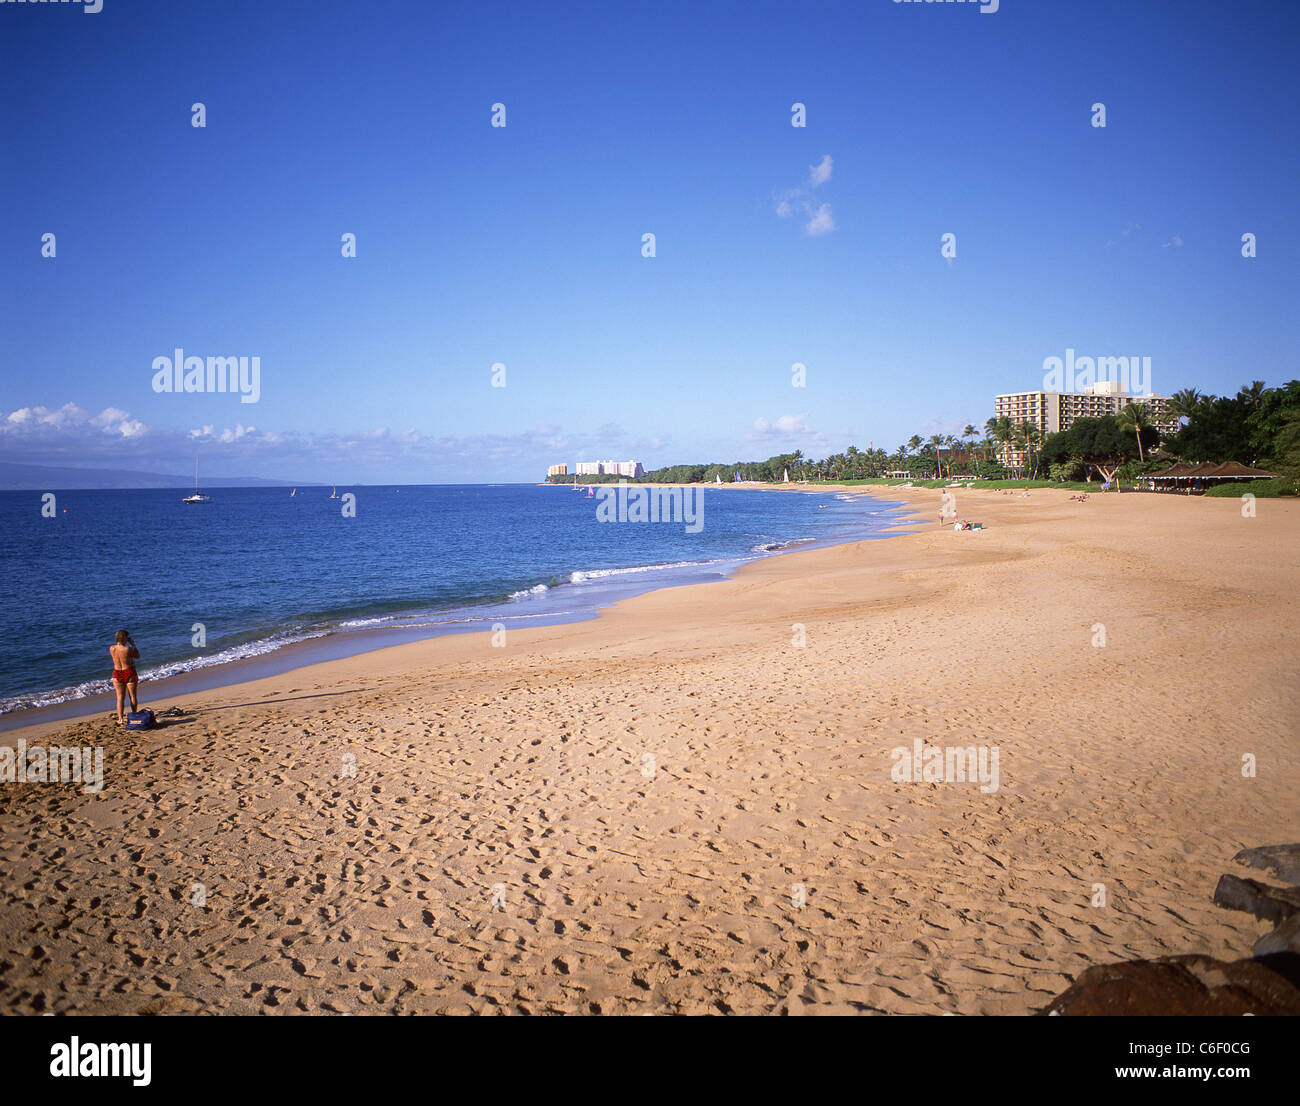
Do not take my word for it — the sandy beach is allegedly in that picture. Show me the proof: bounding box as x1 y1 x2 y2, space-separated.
1 485 1296 1015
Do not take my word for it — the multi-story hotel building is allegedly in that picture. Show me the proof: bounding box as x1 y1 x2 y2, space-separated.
575 460 645 478
546 463 568 477
992 382 1180 468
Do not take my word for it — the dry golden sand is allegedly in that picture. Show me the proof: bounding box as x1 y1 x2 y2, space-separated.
1 486 1297 1015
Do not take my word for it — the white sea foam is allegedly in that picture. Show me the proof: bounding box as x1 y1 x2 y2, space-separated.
569 559 724 584
750 537 815 554
4 519 837 717
0 629 330 714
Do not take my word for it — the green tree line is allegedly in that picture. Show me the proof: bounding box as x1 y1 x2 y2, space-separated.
546 381 1300 487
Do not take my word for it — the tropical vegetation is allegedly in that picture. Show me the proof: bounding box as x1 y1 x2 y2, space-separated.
545 380 1300 492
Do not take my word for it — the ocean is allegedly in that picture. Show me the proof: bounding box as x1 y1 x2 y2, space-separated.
0 484 907 719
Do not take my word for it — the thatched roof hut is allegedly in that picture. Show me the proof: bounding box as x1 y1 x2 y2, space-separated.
1197 461 1277 480
1147 462 1196 480
1144 460 1278 490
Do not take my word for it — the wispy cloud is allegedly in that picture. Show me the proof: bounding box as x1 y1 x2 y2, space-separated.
807 154 833 187
1104 221 1141 249
774 155 836 237
806 203 835 237
1162 234 1184 249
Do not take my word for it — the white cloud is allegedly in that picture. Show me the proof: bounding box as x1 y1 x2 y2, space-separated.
752 413 810 438
774 155 835 237
2 403 148 439
189 423 258 444
38 403 88 429
1162 234 1184 249
0 403 665 484
806 203 835 237
91 407 129 427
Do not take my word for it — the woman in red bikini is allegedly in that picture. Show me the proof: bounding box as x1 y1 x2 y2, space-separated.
110 630 140 725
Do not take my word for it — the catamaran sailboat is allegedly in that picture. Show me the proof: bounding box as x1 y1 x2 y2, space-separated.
329 486 339 499
182 457 211 504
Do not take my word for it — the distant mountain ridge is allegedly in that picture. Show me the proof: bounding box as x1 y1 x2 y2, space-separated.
0 461 322 490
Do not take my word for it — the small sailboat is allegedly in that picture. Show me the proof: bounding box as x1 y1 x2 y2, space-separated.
182 456 211 504
329 485 339 499
715 474 722 485
783 468 789 483
290 488 296 497
586 485 594 497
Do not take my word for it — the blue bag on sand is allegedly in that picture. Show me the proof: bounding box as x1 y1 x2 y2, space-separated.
125 709 156 731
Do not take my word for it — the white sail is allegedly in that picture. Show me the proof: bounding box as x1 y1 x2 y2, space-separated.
183 455 211 503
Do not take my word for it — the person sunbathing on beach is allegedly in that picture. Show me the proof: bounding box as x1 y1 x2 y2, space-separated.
109 630 140 725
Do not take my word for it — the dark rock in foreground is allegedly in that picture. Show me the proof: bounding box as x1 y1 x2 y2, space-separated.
1213 874 1300 925
1254 913 1300 958
1040 955 1300 1016
1233 843 1300 886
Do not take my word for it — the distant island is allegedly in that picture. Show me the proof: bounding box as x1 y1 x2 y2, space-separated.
0 461 323 491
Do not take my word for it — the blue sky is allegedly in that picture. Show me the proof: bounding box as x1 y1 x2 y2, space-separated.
2 0 1297 483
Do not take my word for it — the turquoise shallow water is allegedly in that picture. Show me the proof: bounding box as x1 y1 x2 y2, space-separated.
0 483 906 714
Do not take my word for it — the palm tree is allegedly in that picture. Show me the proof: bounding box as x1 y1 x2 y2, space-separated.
1117 401 1151 462
1018 422 1042 479
906 435 923 456
985 416 1016 473
926 434 946 478
1237 381 1266 408
961 425 977 473
1168 387 1202 424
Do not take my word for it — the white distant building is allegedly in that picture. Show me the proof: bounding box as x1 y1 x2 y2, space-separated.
576 460 644 478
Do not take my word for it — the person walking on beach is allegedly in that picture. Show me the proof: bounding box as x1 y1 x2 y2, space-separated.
110 630 140 725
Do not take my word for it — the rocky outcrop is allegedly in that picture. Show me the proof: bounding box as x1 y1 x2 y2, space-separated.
1042 843 1300 1015
1042 954 1300 1016
1232 843 1300 885
1212 874 1300 925
1253 913 1300 958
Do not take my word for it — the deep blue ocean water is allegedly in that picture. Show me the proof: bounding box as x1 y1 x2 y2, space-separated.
0 484 906 715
